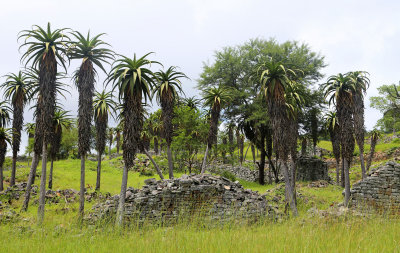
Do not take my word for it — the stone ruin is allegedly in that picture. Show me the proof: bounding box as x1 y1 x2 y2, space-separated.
87 174 278 224
350 161 400 213
296 156 330 182
208 157 329 183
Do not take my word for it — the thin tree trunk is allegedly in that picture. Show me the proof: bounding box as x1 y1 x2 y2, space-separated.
116 164 128 226
258 147 265 185
201 145 209 174
367 138 377 171
10 156 17 186
79 155 85 217
344 158 351 206
109 143 111 158
244 143 250 163
48 159 54 189
251 144 255 164
282 161 298 216
359 151 366 179
21 153 39 212
166 145 174 179
96 152 101 191
37 141 47 224
154 137 159 154
143 149 164 180
336 160 340 184
0 163 3 191
341 155 345 188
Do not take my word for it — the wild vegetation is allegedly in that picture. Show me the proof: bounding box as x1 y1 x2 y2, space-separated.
0 22 399 252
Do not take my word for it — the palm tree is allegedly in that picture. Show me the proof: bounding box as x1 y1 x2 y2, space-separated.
183 96 200 110
153 66 187 178
324 73 356 206
93 90 116 191
19 22 70 222
114 125 122 155
367 130 381 171
70 31 114 216
24 123 35 166
106 52 160 226
259 60 299 216
21 68 69 212
200 86 231 174
107 127 114 158
348 71 369 179
48 109 72 189
0 101 11 191
325 111 341 184
1 71 32 186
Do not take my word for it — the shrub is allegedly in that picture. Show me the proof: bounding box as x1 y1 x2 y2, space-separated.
221 170 236 182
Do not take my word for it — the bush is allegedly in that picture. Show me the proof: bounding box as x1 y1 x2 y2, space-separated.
392 138 400 144
139 167 154 177
221 170 236 182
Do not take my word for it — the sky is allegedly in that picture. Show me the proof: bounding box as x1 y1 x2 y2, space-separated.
0 0 399 154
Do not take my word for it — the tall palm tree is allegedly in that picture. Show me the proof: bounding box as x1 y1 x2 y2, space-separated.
93 90 116 191
348 71 369 179
19 22 70 222
325 111 341 184
367 130 381 171
200 86 231 174
183 96 200 110
21 68 69 212
259 60 299 216
48 109 72 189
153 66 187 178
70 31 114 216
324 73 356 206
106 52 160 226
0 101 11 191
1 71 32 186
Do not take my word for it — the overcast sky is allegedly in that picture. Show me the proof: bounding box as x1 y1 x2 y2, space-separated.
1 0 398 154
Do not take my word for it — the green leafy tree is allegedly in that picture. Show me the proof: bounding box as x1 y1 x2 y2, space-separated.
19 22 70 222
93 90 116 191
1 71 32 186
370 84 400 133
153 66 187 178
70 31 114 216
107 52 160 226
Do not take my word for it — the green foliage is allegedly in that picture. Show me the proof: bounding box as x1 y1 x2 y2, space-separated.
221 170 236 182
370 84 400 132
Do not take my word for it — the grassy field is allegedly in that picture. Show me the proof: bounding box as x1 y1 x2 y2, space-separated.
0 150 398 252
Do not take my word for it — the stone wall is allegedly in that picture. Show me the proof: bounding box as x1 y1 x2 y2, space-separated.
88 174 278 224
207 164 259 182
296 157 330 182
350 161 400 213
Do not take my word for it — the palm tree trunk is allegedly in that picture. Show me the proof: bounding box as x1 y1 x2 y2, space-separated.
21 153 39 212
79 155 85 217
244 142 250 163
116 164 128 226
367 137 377 171
201 145 209 174
341 155 345 188
143 149 164 180
344 158 351 206
251 144 255 164
96 152 101 191
37 141 47 224
0 164 3 191
258 147 265 185
282 161 298 216
10 156 17 186
359 150 366 179
167 145 174 179
336 160 340 184
48 159 54 189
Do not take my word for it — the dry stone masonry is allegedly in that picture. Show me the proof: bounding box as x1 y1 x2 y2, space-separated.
88 174 278 224
350 161 400 213
207 164 259 182
296 157 330 182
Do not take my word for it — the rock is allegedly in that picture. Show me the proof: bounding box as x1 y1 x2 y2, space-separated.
144 178 157 185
